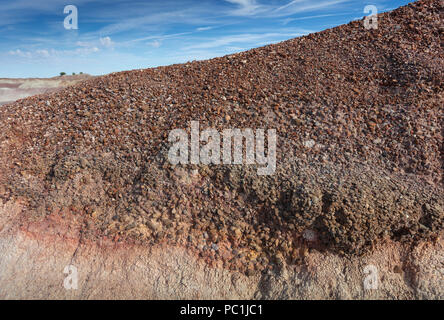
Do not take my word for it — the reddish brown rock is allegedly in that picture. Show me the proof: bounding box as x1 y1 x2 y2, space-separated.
0 0 442 299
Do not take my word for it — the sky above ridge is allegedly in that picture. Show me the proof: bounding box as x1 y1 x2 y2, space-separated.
0 0 412 78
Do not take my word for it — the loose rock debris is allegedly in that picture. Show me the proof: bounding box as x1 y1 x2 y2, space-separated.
0 0 442 274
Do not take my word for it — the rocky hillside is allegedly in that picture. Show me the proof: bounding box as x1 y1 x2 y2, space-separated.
0 0 442 277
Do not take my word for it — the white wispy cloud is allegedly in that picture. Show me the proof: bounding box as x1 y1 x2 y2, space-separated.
225 0 267 16
8 46 100 59
224 0 351 18
100 36 114 47
196 26 214 31
94 7 213 36
183 31 309 50
123 32 193 45
8 49 32 58
273 0 350 16
281 12 351 24
148 40 162 48
76 36 115 50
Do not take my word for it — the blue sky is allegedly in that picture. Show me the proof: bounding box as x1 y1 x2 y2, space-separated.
0 0 412 78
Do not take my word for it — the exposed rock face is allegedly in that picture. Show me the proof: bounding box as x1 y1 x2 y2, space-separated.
0 200 443 299
0 0 442 299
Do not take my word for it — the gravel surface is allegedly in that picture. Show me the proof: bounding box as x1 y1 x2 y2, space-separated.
0 0 442 274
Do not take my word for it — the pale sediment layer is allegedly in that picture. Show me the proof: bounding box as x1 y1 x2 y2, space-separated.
0 75 92 106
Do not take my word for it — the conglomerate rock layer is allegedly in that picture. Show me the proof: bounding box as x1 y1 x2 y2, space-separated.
0 0 443 277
